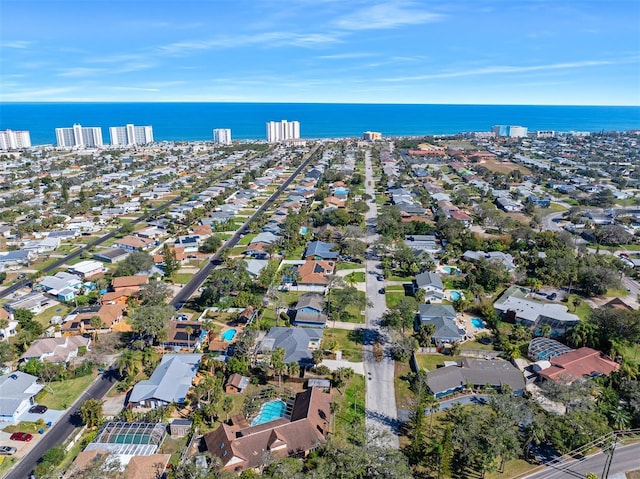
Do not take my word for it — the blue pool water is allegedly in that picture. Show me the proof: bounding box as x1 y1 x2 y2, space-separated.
442 266 461 275
334 187 349 195
300 226 308 234
221 329 237 342
450 291 461 301
471 318 484 329
250 400 287 426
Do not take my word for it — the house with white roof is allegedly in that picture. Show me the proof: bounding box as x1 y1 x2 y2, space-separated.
20 336 91 364
0 371 44 423
128 354 201 409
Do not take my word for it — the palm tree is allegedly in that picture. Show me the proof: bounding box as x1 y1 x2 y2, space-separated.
185 325 193 350
425 394 440 437
523 420 547 460
608 407 632 430
538 324 552 338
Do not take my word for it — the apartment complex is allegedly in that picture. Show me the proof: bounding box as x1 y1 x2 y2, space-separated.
55 124 103 148
363 131 382 141
0 129 31 150
109 124 154 146
213 128 232 145
492 125 529 138
266 120 300 143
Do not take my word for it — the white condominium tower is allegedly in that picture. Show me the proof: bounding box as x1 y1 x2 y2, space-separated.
55 124 103 148
213 128 232 145
0 129 31 150
109 124 154 146
266 120 300 143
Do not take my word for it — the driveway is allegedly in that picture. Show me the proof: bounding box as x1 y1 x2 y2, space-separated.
16 408 65 426
320 359 365 376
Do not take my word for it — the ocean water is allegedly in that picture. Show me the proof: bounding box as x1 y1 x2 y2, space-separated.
0 102 638 145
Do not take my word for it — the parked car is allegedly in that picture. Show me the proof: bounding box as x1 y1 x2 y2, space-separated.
10 432 33 442
378 288 386 294
0 446 17 455
376 274 384 281
29 405 47 414
547 292 557 300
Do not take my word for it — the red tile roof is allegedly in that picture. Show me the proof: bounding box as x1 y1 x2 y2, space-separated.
539 347 620 382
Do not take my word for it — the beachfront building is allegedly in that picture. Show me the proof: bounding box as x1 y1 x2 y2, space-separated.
0 129 31 150
492 125 529 138
266 120 300 143
363 131 382 141
213 128 232 145
109 124 154 146
55 124 103 148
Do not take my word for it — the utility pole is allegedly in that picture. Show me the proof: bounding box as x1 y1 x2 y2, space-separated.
601 435 617 479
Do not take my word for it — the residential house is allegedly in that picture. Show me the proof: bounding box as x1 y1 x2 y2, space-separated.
115 236 154 251
295 260 336 290
4 292 52 315
0 309 17 341
404 235 441 255
304 241 338 260
536 347 619 383
175 235 200 253
204 387 331 472
111 275 149 293
414 272 444 302
260 327 324 366
0 250 37 267
20 336 91 364
68 260 105 279
165 320 205 349
291 293 328 328
463 250 516 272
0 371 44 423
93 248 130 264
39 271 82 301
425 358 525 398
238 305 258 323
128 353 201 408
61 304 126 335
493 286 579 336
417 304 465 344
225 374 250 394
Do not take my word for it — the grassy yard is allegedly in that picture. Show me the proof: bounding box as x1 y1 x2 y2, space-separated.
237 233 257 246
3 421 44 434
460 336 496 351
333 374 366 439
284 245 305 260
415 353 463 371
321 328 363 362
172 273 194 285
387 273 415 282
395 361 415 409
344 271 365 283
564 294 593 320
386 291 406 308
336 262 364 271
34 304 71 329
38 374 98 410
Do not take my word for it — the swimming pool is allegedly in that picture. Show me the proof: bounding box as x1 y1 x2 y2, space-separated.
471 318 484 329
221 329 237 342
442 266 461 275
450 291 461 301
334 187 349 195
250 399 287 426
300 226 308 234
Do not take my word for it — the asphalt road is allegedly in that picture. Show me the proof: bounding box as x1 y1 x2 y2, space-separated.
170 144 321 309
523 442 640 479
362 150 400 448
5 369 118 479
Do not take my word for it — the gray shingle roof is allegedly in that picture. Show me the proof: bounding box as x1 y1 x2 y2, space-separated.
261 327 324 364
129 353 201 405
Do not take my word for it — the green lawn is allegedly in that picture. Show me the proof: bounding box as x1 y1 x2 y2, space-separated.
237 233 257 246
336 262 364 271
321 328 363 362
460 337 496 351
606 287 631 298
386 291 406 308
38 374 98 410
395 361 415 409
3 421 43 434
333 374 366 439
387 273 415 282
284 245 305 260
620 341 640 366
34 304 71 329
344 271 365 283
172 273 194 285
565 294 593 320
415 353 463 371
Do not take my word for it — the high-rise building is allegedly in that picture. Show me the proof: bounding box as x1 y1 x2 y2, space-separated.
213 128 232 145
266 120 300 143
0 129 31 150
109 124 153 146
492 125 528 138
363 131 382 141
55 124 103 148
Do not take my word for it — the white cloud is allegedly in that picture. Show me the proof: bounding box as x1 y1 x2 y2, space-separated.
317 52 376 60
2 40 33 49
381 59 633 82
334 1 443 31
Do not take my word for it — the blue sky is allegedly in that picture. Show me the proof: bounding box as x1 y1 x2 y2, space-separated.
1 0 639 105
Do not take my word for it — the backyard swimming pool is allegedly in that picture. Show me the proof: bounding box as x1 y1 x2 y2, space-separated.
250 400 287 426
450 291 461 301
221 329 237 342
334 187 349 195
442 266 461 275
471 318 485 329
300 226 308 234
